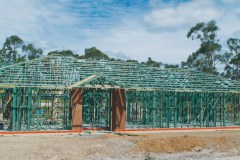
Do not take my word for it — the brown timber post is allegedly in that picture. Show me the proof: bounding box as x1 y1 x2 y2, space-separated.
111 88 126 131
71 88 83 130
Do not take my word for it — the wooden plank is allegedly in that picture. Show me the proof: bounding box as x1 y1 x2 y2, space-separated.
71 88 83 130
111 89 126 131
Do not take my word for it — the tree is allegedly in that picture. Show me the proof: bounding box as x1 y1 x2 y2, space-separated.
47 48 110 60
83 47 110 60
48 50 80 59
0 35 24 63
22 44 43 60
143 57 162 67
126 59 139 63
182 20 222 74
164 64 179 68
223 38 240 81
0 35 44 63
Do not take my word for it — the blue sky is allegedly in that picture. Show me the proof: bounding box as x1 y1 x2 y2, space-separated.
0 0 240 63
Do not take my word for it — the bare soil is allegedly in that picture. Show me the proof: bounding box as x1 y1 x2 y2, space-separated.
0 130 240 160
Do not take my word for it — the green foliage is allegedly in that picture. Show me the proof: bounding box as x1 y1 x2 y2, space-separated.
22 44 43 60
0 35 24 63
109 58 116 61
83 47 110 60
223 38 240 81
144 153 154 160
164 64 179 68
183 20 222 74
143 57 161 67
0 35 43 63
48 50 80 59
126 59 139 63
47 47 110 61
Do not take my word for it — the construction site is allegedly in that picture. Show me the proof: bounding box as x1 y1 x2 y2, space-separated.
0 54 240 131
1 55 240 160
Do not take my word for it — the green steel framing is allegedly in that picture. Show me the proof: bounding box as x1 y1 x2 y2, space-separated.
0 55 240 131
125 90 239 128
82 89 111 129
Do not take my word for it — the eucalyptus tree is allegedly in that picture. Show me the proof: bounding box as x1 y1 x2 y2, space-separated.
182 20 222 75
224 38 240 81
0 35 24 63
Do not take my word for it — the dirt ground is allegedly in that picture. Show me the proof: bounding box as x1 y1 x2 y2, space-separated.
0 130 240 160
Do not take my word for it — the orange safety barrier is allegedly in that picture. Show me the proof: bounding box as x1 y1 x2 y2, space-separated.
0 130 83 135
115 126 240 132
1 126 240 135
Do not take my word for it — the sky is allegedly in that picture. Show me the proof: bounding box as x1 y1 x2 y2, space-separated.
0 0 240 64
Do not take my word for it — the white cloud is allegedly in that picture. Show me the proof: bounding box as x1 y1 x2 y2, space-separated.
33 40 56 50
144 0 222 30
0 0 239 65
0 0 78 48
80 27 198 63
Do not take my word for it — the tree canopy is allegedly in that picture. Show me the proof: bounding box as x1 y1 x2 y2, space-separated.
223 38 240 81
48 50 80 59
0 35 43 63
142 57 162 67
83 47 110 60
0 35 24 63
22 44 43 60
182 20 222 75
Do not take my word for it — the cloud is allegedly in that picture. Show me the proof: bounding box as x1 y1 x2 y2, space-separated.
33 40 56 50
82 27 199 63
0 0 240 65
0 0 77 48
144 0 222 31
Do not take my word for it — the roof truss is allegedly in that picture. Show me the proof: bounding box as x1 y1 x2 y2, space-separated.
0 55 239 93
